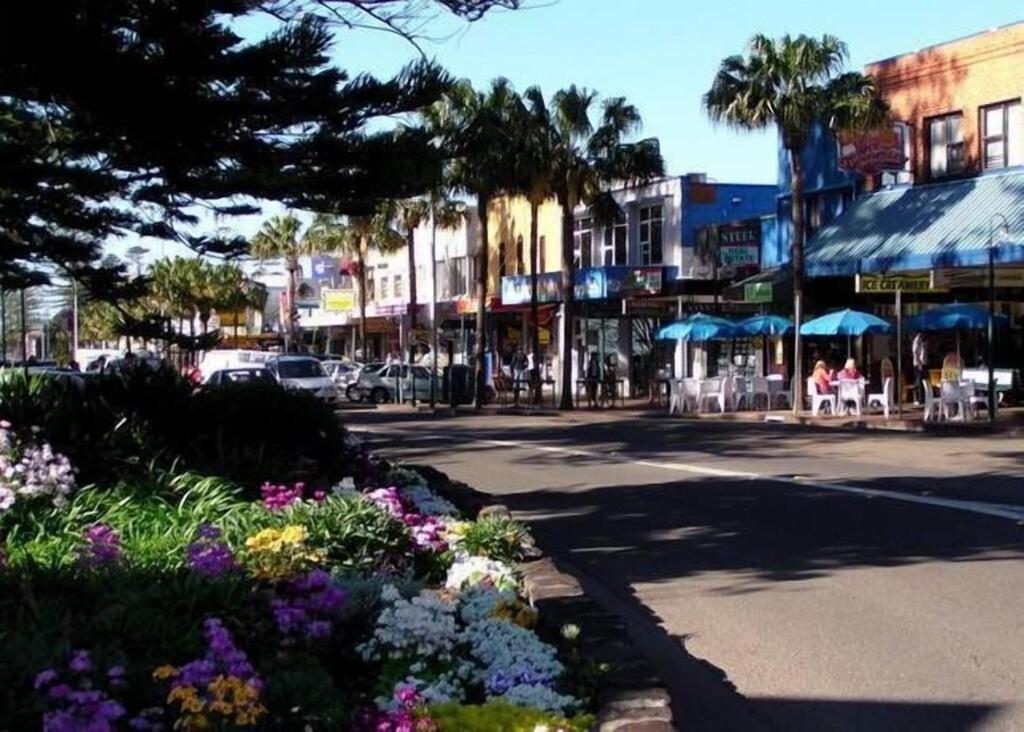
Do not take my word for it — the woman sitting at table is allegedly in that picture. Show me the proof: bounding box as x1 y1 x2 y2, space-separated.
811 360 833 395
837 358 861 381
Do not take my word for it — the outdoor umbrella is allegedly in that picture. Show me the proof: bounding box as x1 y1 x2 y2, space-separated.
907 302 1009 361
800 308 893 358
738 314 793 337
657 314 738 341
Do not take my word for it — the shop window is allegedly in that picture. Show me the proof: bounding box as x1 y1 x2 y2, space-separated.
928 112 965 178
982 100 1022 170
516 235 524 274
639 205 663 265
603 214 628 266
573 217 593 269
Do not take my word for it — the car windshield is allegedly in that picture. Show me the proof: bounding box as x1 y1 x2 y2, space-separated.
224 370 270 382
275 360 325 378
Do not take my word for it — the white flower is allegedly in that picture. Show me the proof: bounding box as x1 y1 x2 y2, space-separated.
445 555 518 593
456 585 516 625
400 484 458 517
331 477 357 496
359 586 460 663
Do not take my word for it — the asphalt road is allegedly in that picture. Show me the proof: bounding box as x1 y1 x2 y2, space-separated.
349 409 1024 732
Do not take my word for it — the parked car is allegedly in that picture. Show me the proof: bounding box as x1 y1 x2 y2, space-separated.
197 350 273 381
322 360 362 390
344 362 383 402
265 355 340 405
351 363 439 404
203 367 276 387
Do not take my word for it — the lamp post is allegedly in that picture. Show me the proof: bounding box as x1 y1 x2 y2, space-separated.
988 214 1010 425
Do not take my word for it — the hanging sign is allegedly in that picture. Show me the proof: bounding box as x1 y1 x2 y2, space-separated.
838 127 907 176
855 273 943 293
322 289 356 312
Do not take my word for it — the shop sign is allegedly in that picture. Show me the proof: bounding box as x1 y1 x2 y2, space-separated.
717 222 761 280
322 288 356 312
574 266 664 300
838 127 906 176
744 282 773 304
856 273 944 293
455 296 478 315
217 309 245 327
500 272 562 305
539 328 551 345
933 267 1024 289
311 256 338 285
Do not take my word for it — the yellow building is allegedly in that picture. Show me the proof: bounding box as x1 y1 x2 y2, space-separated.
486 195 563 294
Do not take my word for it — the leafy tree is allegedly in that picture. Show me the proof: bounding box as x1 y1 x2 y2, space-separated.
704 34 888 413
544 87 664 409
427 79 523 407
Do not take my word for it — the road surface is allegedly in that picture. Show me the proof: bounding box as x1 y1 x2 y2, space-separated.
350 409 1024 731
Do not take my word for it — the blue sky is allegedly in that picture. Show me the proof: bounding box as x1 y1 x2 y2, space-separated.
110 1 1023 261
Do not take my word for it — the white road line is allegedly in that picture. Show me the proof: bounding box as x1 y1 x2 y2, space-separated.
354 428 1024 523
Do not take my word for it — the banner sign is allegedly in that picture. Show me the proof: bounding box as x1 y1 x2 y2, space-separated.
322 288 356 313
856 273 944 293
574 266 664 300
311 256 338 284
838 127 906 176
934 267 1024 289
500 272 562 306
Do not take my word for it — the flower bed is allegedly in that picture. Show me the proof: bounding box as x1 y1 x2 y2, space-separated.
0 423 596 731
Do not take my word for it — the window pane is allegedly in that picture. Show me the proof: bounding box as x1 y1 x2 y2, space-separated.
948 114 963 143
986 140 1005 169
929 119 947 177
1009 102 1023 166
985 106 1004 139
650 220 663 264
615 226 627 265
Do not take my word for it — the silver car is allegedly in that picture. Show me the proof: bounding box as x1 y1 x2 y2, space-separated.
266 356 341 405
352 363 439 404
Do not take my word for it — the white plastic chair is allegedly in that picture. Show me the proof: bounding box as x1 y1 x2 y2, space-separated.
961 380 986 420
837 379 863 417
750 376 771 411
806 376 836 417
940 380 965 421
732 376 748 411
668 379 683 416
867 377 893 419
922 383 941 422
699 377 727 413
682 378 701 413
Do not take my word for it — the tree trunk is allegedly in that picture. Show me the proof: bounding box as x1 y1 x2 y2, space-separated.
529 199 541 404
789 148 805 415
358 243 367 359
474 193 490 409
559 191 576 410
406 226 418 330
285 254 298 353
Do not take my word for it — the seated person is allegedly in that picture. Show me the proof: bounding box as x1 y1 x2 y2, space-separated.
811 360 832 395
837 358 862 381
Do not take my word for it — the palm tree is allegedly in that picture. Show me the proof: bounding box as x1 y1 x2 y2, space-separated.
249 215 311 351
427 79 522 407
546 86 665 409
704 34 888 413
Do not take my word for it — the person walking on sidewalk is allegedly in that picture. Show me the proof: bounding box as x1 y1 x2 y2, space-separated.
912 332 928 405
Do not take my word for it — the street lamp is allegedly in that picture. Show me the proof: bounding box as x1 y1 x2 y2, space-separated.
988 213 1010 425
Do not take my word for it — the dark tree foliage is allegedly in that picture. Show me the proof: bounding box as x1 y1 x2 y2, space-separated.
0 0 524 290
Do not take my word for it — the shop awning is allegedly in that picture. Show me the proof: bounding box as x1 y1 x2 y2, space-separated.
806 169 1024 277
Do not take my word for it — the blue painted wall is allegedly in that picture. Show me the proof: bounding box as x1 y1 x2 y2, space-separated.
679 180 776 248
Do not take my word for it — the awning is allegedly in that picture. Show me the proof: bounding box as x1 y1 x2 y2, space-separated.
806 169 1024 277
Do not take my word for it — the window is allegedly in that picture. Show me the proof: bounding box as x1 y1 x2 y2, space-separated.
380 276 390 300
573 217 593 269
982 100 1022 170
449 256 468 296
602 214 628 266
499 240 507 278
365 267 376 301
928 112 965 178
393 274 403 299
881 121 914 186
516 235 524 274
539 236 546 272
639 205 663 265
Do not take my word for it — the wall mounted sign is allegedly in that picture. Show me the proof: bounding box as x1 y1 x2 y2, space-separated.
856 273 944 293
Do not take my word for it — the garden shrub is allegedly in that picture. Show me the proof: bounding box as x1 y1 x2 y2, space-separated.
429 701 594 731
456 515 534 565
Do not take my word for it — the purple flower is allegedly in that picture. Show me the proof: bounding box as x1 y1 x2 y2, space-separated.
48 683 71 700
34 669 58 689
269 570 347 645
36 652 127 732
486 670 513 695
76 525 122 568
68 650 93 673
261 482 305 510
197 523 221 540
186 529 238 579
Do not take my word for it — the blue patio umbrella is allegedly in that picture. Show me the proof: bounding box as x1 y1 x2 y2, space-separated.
907 303 1009 331
800 308 893 337
657 313 738 341
738 314 793 337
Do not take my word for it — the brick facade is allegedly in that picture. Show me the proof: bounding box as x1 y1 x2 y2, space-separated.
866 22 1024 183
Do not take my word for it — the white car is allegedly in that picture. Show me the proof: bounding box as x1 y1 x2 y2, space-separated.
322 359 362 389
265 355 340 405
198 350 273 382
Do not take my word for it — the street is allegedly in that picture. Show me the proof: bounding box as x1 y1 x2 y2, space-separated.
349 409 1024 732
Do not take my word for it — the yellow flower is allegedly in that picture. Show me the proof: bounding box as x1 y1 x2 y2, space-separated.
209 700 233 716
278 524 307 545
153 665 178 680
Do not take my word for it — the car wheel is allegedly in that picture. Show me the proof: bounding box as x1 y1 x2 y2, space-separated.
370 387 390 404
346 384 362 402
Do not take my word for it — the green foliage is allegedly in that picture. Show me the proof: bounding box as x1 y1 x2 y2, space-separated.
0 367 362 491
457 515 533 565
429 701 594 732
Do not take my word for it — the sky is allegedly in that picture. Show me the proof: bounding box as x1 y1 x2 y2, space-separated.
108 0 1023 262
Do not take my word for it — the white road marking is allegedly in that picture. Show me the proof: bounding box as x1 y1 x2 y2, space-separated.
353 428 1024 523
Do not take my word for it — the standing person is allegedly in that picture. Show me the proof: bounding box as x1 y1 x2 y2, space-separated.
511 348 528 407
912 332 928 405
585 351 601 408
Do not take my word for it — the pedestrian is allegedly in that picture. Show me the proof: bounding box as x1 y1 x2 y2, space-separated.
585 351 601 408
912 332 927 404
511 348 528 406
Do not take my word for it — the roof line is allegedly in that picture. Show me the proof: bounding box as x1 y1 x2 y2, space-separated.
861 167 1024 199
867 20 1024 67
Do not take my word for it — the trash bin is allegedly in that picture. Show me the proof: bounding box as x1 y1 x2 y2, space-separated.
443 364 473 405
